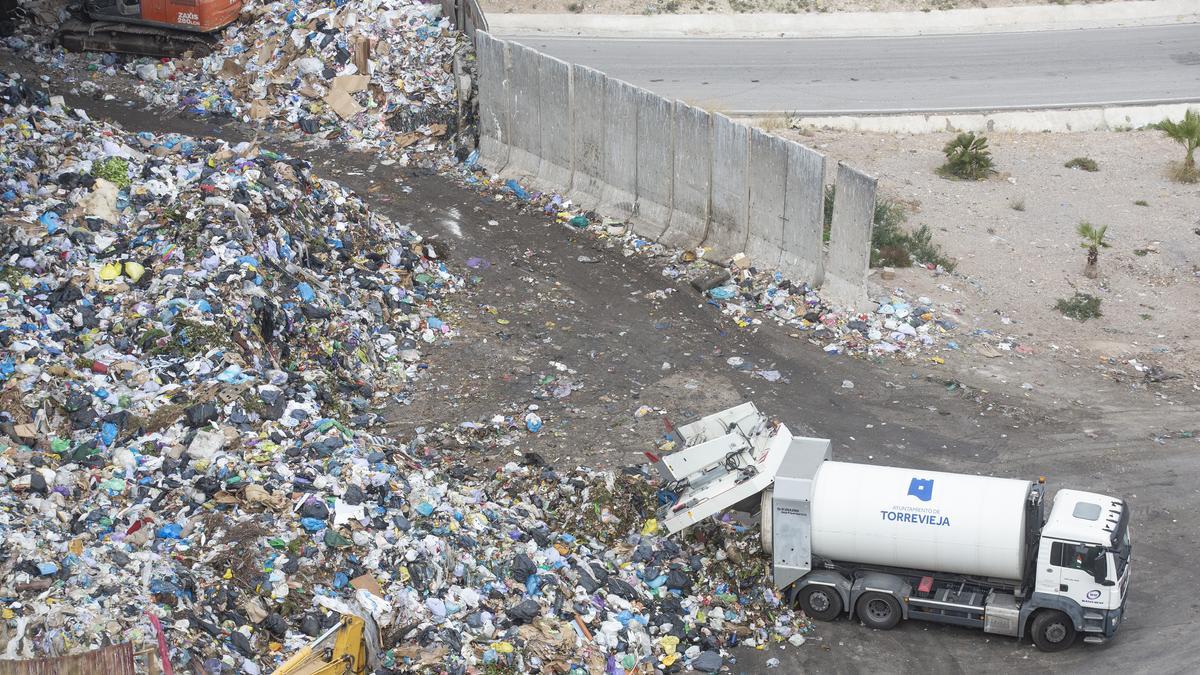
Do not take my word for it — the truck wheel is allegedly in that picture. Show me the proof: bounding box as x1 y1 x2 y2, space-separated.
797 585 843 621
856 592 902 630
1031 610 1077 652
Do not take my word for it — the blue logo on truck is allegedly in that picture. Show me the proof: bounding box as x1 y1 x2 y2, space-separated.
907 477 934 502
880 478 949 527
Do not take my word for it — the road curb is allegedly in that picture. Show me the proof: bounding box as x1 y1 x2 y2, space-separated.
488 0 1199 38
776 102 1200 134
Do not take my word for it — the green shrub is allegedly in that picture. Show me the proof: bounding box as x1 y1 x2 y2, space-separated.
1064 157 1099 172
937 132 996 181
823 186 955 271
1152 110 1199 183
1054 293 1102 321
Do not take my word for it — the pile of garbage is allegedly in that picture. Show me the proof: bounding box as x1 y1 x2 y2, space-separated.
462 169 960 362
1 75 810 672
695 271 959 361
7 0 469 164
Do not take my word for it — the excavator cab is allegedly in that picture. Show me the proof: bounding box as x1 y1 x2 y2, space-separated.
59 0 242 57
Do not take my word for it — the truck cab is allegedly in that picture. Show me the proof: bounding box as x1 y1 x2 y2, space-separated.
1028 489 1131 649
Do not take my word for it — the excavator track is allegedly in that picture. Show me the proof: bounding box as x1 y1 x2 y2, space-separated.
58 19 218 58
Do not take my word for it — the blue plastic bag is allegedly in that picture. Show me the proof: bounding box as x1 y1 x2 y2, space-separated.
505 179 529 200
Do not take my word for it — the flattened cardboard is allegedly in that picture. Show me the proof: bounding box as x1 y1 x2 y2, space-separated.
350 573 383 597
332 75 370 94
325 89 363 120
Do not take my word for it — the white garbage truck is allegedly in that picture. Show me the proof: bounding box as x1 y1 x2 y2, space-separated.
651 403 1131 652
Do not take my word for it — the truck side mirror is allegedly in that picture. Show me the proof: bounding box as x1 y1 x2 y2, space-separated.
1090 556 1114 586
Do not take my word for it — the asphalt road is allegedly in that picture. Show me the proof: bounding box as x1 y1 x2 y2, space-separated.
509 24 1200 114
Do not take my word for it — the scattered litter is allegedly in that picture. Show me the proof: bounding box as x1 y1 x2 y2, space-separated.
10 0 470 164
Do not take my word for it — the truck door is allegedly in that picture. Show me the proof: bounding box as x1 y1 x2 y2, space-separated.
1050 540 1106 606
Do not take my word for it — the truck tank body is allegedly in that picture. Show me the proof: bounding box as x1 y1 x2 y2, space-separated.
810 461 1031 580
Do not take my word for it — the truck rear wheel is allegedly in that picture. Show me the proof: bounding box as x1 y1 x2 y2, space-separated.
856 592 902 630
1031 610 1077 652
797 585 843 621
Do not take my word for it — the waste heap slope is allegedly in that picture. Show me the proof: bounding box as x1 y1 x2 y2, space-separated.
1 74 810 673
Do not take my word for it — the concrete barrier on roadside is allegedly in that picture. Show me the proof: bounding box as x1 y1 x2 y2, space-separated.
598 77 639 218
824 163 876 309
781 143 827 285
481 40 873 300
706 114 750 259
505 44 542 181
534 54 573 192
744 129 788 270
475 32 509 173
632 88 673 238
662 102 711 250
567 66 606 209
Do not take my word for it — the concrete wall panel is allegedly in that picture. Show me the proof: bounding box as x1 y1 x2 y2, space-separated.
744 129 788 270
598 77 639 218
505 43 542 181
662 102 711 250
706 114 750 258
474 32 509 173
780 143 827 285
534 54 574 193
824 163 877 309
632 88 673 238
567 66 606 209
483 40 873 298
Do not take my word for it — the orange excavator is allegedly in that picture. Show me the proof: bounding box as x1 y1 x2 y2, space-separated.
58 0 242 58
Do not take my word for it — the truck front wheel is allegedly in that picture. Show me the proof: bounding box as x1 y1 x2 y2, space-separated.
797 585 843 621
856 592 902 630
1031 610 1077 652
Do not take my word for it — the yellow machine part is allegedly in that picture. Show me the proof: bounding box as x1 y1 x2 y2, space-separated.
271 615 367 675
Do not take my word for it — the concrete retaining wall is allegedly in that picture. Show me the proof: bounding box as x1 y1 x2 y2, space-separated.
599 77 639 218
475 32 509 172
824 164 877 309
632 88 673 238
473 39 875 305
706 114 750 259
744 129 788 271
534 55 573 193
781 143 827 286
568 66 606 209
505 43 542 181
663 102 712 250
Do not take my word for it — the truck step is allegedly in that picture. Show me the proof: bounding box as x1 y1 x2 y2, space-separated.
1083 635 1108 645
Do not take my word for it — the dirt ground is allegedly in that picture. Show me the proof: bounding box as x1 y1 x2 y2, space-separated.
481 0 1109 16
781 126 1200 387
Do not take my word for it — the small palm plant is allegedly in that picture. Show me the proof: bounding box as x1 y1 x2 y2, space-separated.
1152 110 1200 183
1077 221 1110 279
937 132 996 180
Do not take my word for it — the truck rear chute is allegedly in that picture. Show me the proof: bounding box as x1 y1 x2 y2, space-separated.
650 402 830 542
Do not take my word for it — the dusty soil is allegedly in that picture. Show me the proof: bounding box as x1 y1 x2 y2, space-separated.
783 126 1200 384
481 0 1110 16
